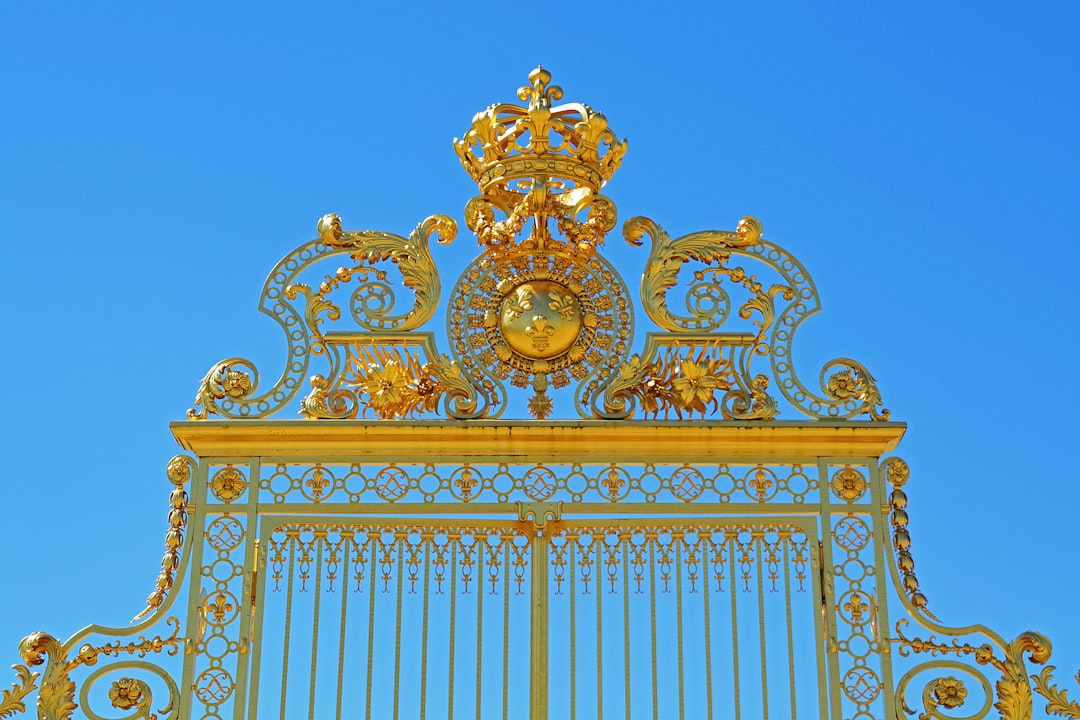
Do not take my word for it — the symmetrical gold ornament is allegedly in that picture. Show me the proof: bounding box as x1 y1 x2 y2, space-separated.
829 464 868 503
20 66 1075 720
177 67 894 424
209 466 246 503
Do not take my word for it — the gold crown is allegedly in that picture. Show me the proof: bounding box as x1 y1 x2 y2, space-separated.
454 67 627 195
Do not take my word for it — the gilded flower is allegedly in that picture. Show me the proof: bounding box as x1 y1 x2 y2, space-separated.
672 360 719 407
639 376 665 415
932 676 967 709
414 374 442 415
223 369 253 399
108 678 143 710
827 369 859 400
361 360 408 412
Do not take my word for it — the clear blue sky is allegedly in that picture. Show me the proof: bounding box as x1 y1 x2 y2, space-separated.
1 0 1077 703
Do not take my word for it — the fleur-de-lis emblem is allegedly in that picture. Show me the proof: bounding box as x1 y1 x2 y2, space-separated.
526 316 555 351
454 467 478 500
207 592 234 624
504 286 534 321
306 467 330 499
548 291 576 320
602 467 625 500
844 591 869 624
749 467 773 500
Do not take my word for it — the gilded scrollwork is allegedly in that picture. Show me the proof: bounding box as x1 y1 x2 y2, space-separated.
818 359 890 421
132 456 194 623
895 661 995 720
75 660 180 720
893 620 1066 720
623 214 764 333
314 212 455 331
187 359 258 420
298 373 357 419
17 633 73 720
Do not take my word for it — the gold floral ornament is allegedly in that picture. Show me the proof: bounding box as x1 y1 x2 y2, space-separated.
930 676 968 709
187 360 258 420
610 345 738 419
830 465 867 503
108 677 146 710
822 361 890 421
344 345 452 419
827 369 859 399
210 466 247 503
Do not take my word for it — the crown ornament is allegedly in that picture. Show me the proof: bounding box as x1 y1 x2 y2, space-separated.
455 67 628 253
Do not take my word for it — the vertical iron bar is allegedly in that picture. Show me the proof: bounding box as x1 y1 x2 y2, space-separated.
648 537 658 720
448 534 459 720
530 528 549 720
502 537 511 720
729 532 742 720
308 533 325 720
278 535 297 720
393 534 406 720
476 534 486 720
622 535 631 720
420 536 432 719
334 533 352 720
569 536 577 720
596 537 604 720
702 537 713 720
755 533 769 720
674 535 685 720
364 534 379 720
782 534 797 720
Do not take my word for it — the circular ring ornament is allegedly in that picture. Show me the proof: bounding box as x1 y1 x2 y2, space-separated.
842 666 881 703
833 516 871 552
206 516 245 552
448 247 632 409
210 467 247 503
830 465 868 503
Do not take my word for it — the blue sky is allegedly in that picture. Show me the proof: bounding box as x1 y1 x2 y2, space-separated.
1 0 1078 707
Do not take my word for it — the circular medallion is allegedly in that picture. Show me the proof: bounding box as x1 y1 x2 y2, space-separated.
830 465 868 503
210 467 247 503
448 247 632 409
498 280 583 359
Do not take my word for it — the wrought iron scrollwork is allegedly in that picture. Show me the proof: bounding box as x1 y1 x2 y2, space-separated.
314 212 456 331
620 214 888 421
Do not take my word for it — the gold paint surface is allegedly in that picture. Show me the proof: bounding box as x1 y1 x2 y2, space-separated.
171 419 906 461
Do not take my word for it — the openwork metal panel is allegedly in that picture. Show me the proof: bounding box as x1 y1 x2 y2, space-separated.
5 68 1078 720
544 521 820 719
254 522 533 720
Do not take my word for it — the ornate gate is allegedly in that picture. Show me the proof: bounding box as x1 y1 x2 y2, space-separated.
5 69 1078 720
